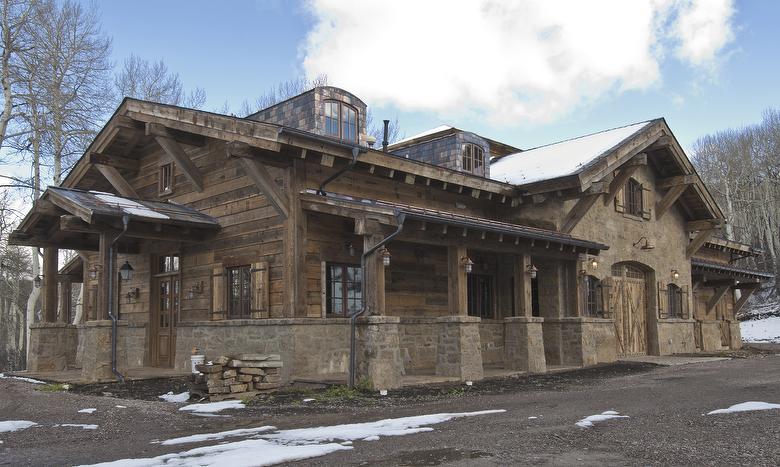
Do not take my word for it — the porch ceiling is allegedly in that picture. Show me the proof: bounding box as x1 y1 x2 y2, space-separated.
301 190 608 255
9 187 220 251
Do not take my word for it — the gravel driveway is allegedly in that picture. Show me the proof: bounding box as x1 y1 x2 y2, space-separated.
1 352 779 466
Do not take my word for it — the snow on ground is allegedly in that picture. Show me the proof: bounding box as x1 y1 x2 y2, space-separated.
160 426 276 446
0 373 46 384
78 408 97 414
158 391 190 403
178 400 245 414
79 410 506 467
0 421 37 433
740 316 780 343
115 406 127 409
575 410 629 428
55 424 98 430
707 402 780 415
302 398 315 403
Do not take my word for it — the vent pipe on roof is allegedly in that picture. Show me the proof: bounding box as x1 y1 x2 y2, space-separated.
382 119 389 152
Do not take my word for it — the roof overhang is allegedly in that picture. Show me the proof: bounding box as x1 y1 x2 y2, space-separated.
9 187 220 252
691 258 774 282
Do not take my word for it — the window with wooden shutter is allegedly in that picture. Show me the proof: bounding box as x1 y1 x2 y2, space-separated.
640 185 652 219
625 178 643 216
614 187 625 213
211 265 225 320
250 261 269 319
600 277 614 319
657 282 668 319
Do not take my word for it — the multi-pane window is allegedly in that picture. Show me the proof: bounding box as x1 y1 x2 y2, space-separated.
159 163 174 195
667 283 683 318
324 100 358 142
625 178 643 216
585 275 602 317
462 143 485 175
158 255 179 273
326 263 362 316
467 274 493 318
227 265 251 319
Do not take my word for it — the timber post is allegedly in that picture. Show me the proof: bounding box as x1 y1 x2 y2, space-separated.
42 247 58 323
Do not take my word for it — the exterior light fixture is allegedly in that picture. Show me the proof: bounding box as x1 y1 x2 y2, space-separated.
380 247 391 267
345 241 356 257
33 275 42 288
119 261 134 281
88 265 100 280
632 236 655 250
591 258 599 269
189 281 204 299
461 257 474 274
672 269 680 280
526 264 538 279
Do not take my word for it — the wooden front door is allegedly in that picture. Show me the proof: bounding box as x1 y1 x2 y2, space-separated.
153 276 179 367
609 271 648 356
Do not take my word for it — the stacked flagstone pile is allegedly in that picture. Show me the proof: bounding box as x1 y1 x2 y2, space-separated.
190 353 283 401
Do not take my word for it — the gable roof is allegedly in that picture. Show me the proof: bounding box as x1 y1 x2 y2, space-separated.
387 125 521 157
490 120 655 185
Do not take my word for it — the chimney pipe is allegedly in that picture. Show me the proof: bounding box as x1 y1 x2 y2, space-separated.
382 119 389 152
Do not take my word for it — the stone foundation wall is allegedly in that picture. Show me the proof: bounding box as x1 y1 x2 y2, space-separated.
398 318 438 372
27 323 77 372
175 319 352 383
728 321 741 350
355 316 405 390
542 320 563 366
542 318 616 367
479 321 505 366
77 321 148 381
580 319 617 365
656 319 696 355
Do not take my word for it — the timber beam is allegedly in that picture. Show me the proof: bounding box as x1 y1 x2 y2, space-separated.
59 215 214 243
227 141 289 219
686 219 723 232
655 183 689 220
560 186 605 234
706 282 735 314
94 164 139 198
146 122 204 192
686 229 716 258
88 152 139 171
733 285 759 315
657 174 696 189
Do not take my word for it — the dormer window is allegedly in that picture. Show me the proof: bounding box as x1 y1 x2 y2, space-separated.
324 100 357 142
463 143 485 175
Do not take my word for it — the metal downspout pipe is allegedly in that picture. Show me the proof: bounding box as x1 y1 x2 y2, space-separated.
317 146 360 196
348 211 406 388
107 215 130 383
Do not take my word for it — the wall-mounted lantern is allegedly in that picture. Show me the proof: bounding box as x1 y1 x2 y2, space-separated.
526 264 538 279
33 275 42 288
119 261 134 281
632 236 655 250
671 269 680 280
88 265 100 280
590 258 599 269
345 241 356 257
461 256 474 274
380 247 391 267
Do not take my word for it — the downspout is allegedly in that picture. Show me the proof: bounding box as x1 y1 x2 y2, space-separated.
348 211 406 388
317 146 360 196
107 215 130 383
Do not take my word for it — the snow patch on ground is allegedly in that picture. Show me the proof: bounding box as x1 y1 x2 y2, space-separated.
56 424 98 430
0 373 46 384
302 398 315 403
158 391 190 403
115 405 127 409
740 316 780 343
707 401 780 415
575 410 629 428
0 421 37 433
79 410 505 467
78 408 97 414
179 400 245 414
161 426 276 446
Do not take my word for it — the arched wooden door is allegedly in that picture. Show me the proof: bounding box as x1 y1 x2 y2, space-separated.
608 263 648 356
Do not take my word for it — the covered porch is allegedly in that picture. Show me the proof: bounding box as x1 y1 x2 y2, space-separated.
9 187 220 382
302 192 609 388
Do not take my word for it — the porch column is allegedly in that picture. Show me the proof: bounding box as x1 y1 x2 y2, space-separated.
42 247 58 323
513 253 533 317
362 224 386 316
97 232 115 320
58 276 72 323
447 245 467 315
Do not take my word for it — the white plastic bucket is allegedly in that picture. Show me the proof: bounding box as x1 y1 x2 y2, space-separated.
190 354 205 374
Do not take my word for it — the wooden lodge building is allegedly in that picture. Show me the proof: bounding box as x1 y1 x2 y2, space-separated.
9 86 773 388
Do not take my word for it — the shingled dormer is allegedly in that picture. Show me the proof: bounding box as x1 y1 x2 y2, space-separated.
246 86 368 146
